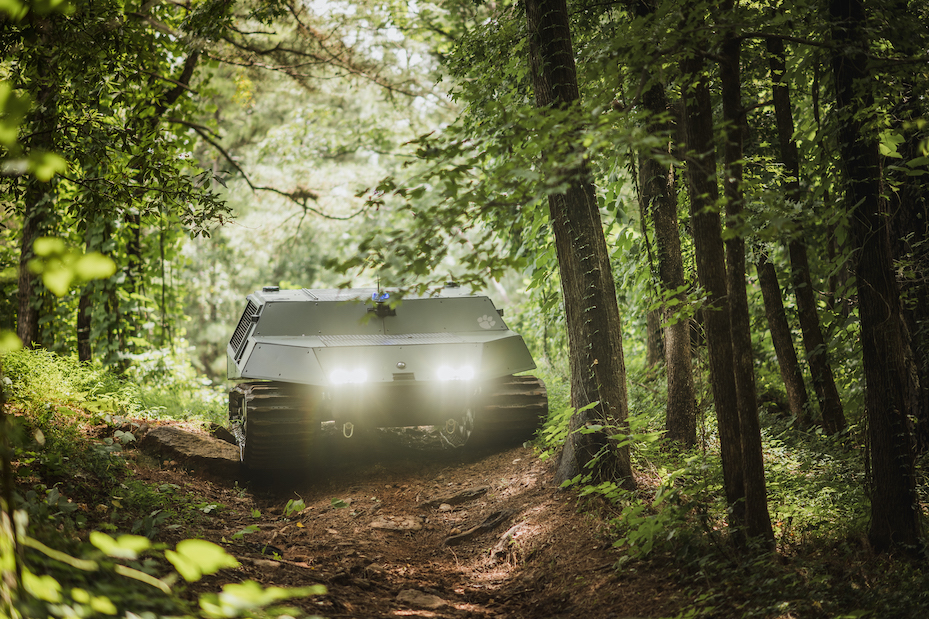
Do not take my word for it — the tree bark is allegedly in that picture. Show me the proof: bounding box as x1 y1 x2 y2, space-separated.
766 35 847 434
638 76 696 449
719 14 773 543
756 254 811 424
17 208 41 349
17 14 58 349
525 0 633 487
679 49 745 531
77 288 92 362
830 0 921 553
884 4 929 455
645 309 664 368
789 239 846 433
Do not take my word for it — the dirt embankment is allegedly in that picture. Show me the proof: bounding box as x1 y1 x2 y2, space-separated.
136 424 687 618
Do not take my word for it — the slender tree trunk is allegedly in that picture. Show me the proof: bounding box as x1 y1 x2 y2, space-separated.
638 77 696 448
17 209 41 348
766 35 847 434
645 309 664 368
680 49 745 531
719 15 773 543
789 240 846 432
77 289 92 362
525 0 633 487
121 51 201 356
756 254 811 424
17 15 58 349
830 0 921 553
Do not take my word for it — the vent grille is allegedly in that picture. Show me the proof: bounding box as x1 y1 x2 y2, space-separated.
392 372 416 381
230 300 258 359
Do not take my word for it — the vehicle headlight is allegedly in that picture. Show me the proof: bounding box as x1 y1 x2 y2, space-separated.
330 368 369 384
437 365 475 381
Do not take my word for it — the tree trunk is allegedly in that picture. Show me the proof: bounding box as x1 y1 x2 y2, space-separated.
830 0 921 553
789 240 847 433
525 0 633 487
884 5 929 455
679 49 745 531
645 309 664 368
719 16 773 543
17 15 58 349
17 208 41 349
766 35 847 434
77 288 92 362
638 75 696 449
756 254 811 424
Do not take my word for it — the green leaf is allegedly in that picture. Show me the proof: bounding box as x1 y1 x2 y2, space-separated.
879 130 904 159
29 150 68 181
232 524 259 540
74 252 117 280
284 498 306 517
28 238 116 296
22 569 62 603
37 264 74 297
0 330 22 353
166 539 239 582
90 532 151 560
330 498 350 509
199 580 326 619
33 237 67 256
0 82 29 144
0 0 26 20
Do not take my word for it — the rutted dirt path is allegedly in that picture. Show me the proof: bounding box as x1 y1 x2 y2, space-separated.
135 424 687 618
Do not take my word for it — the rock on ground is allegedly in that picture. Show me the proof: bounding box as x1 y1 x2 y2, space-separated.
396 589 447 610
139 425 242 480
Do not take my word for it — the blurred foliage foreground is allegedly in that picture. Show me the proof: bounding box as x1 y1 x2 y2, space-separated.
0 348 325 618
0 350 928 618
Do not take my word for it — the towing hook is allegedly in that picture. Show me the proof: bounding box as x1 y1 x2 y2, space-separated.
343 422 355 439
445 418 457 434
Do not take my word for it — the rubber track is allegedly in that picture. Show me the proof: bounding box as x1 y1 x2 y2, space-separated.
232 382 321 472
471 375 548 446
230 375 548 462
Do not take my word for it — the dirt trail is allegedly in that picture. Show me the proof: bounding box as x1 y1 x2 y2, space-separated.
136 425 687 618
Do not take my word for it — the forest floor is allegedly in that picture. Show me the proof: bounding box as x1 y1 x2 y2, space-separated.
131 421 691 619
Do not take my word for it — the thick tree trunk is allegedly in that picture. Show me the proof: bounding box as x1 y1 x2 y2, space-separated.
884 8 929 455
525 0 633 487
638 77 696 448
719 19 773 543
831 0 921 553
680 53 745 531
756 254 811 424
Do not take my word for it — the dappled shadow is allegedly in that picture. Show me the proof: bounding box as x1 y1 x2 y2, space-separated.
246 423 518 494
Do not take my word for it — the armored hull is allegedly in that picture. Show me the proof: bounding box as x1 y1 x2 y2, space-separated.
227 286 547 472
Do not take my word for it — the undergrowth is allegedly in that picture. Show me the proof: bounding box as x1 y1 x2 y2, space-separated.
125 346 227 424
538 361 929 618
1 348 321 618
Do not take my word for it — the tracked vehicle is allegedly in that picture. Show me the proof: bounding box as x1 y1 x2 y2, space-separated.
227 285 548 472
